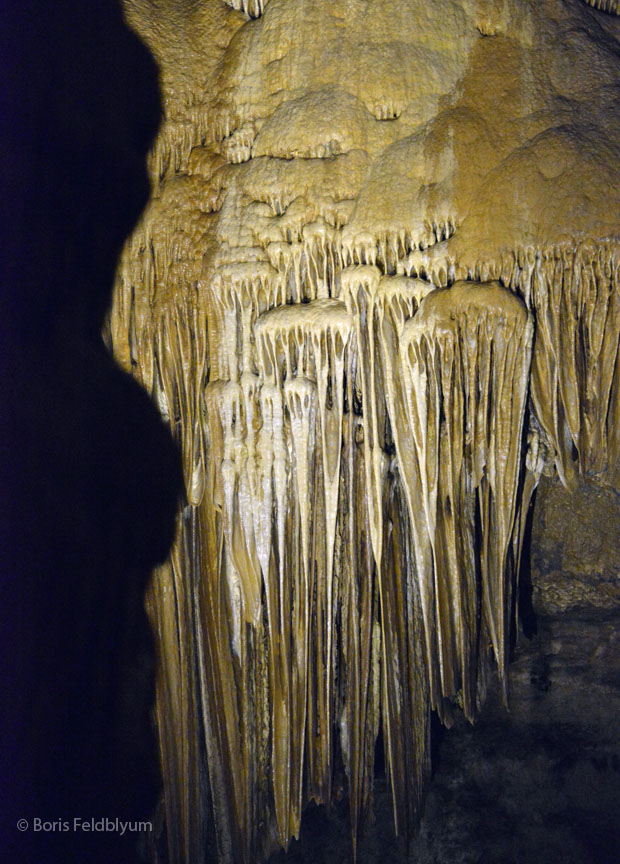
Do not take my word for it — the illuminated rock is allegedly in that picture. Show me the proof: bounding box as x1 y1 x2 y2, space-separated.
107 1 620 861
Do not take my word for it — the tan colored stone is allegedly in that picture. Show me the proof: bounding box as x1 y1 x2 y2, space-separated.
108 2 620 861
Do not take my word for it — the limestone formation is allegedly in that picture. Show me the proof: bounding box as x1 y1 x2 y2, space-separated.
107 1 620 862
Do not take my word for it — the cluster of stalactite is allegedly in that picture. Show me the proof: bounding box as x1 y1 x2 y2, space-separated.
585 0 619 13
223 0 268 18
107 2 620 863
109 203 620 864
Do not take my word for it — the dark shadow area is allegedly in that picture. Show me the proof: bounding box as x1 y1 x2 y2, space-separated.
517 491 538 640
1 2 182 862
428 708 446 778
374 718 386 779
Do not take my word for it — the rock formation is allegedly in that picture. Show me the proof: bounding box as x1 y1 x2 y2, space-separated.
106 1 620 861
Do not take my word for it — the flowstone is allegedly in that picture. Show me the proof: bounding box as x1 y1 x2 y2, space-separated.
107 1 620 861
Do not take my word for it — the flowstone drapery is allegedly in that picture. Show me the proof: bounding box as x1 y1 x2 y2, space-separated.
107 1 620 861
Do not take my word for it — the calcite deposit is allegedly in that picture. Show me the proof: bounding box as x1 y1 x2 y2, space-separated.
106 1 620 862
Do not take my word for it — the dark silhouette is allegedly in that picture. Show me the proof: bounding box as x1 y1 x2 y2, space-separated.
1 2 182 861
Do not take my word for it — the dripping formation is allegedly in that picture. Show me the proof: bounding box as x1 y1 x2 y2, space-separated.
584 0 619 12
108 1 620 862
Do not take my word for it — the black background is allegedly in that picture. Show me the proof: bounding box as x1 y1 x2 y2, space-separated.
1 2 182 861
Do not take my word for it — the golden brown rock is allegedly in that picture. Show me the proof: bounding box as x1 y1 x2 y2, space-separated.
108 1 620 861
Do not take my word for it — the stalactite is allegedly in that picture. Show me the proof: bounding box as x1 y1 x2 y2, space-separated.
340 268 437 843
254 300 352 819
338 387 382 856
397 282 533 713
529 243 620 485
